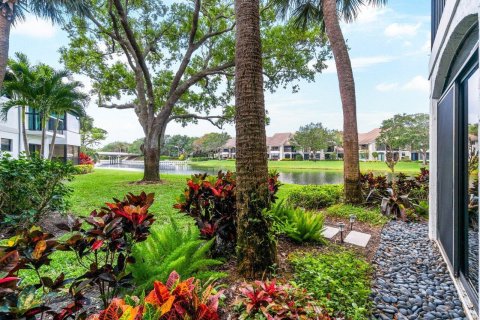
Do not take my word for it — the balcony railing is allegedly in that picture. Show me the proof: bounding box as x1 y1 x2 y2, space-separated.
431 0 446 45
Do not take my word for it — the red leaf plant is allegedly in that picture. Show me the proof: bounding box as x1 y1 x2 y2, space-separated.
87 271 223 320
57 192 156 308
174 171 280 255
80 152 95 165
234 279 332 320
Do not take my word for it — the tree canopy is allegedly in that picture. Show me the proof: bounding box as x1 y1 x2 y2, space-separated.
193 132 230 156
293 122 338 156
59 0 330 181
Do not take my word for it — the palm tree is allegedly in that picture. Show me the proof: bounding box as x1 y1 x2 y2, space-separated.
272 0 387 204
0 53 36 156
47 78 87 160
234 0 277 278
0 0 88 89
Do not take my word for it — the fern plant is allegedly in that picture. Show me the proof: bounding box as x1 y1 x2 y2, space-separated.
266 201 326 243
130 217 226 293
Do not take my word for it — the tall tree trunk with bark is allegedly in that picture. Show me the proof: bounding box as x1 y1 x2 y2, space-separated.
0 15 10 90
142 124 162 182
20 106 30 157
322 0 362 204
235 0 277 278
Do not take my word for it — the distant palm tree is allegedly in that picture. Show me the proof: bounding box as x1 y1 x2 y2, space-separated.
0 53 36 156
47 77 87 160
0 0 88 89
234 0 277 278
272 0 387 204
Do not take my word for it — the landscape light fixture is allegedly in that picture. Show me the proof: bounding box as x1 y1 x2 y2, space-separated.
349 214 356 230
338 222 345 243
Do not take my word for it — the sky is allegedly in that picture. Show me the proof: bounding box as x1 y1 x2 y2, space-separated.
9 1 431 145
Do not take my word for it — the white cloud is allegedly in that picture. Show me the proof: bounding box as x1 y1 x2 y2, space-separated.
11 18 57 38
384 22 421 37
354 7 390 25
421 38 431 53
375 82 399 92
322 55 396 74
375 76 429 93
402 75 429 93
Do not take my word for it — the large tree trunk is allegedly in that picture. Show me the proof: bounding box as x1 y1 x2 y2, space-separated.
0 14 10 90
48 118 60 160
21 106 30 157
322 0 362 204
234 0 277 278
142 130 161 182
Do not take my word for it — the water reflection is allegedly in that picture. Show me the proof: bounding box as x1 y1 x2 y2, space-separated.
466 67 479 292
96 162 345 185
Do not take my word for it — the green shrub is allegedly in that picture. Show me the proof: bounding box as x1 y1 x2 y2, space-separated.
74 164 94 174
325 204 388 226
130 217 225 293
287 184 343 210
290 251 372 319
0 154 76 228
190 156 210 162
178 154 186 160
266 201 326 243
295 154 304 161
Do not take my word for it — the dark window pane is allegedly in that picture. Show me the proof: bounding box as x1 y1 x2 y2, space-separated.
0 138 12 151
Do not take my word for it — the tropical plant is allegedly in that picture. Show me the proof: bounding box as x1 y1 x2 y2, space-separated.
234 279 332 319
174 171 280 255
87 271 223 320
0 53 34 156
0 0 88 90
47 77 88 160
0 154 76 229
272 0 388 204
79 152 94 165
290 251 372 319
1 55 87 159
287 184 343 210
0 229 87 319
130 217 225 294
360 169 429 221
266 201 326 243
57 192 156 308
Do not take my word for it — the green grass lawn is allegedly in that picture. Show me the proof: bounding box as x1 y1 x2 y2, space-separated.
69 169 189 218
190 160 427 174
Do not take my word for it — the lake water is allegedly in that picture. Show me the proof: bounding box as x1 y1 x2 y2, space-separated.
96 161 345 185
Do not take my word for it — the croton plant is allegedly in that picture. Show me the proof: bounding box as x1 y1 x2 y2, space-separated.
174 171 280 255
234 279 332 320
0 228 86 320
57 192 156 308
87 271 222 320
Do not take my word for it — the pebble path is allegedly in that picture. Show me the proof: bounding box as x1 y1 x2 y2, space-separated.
370 222 467 320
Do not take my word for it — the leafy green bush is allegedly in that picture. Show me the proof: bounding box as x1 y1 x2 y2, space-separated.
326 204 389 226
287 184 343 210
190 156 210 162
0 154 76 228
290 251 372 319
130 217 225 293
74 164 94 174
266 201 326 243
295 154 304 161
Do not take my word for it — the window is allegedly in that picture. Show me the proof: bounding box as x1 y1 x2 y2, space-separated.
27 108 41 131
0 138 12 151
271 146 279 151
